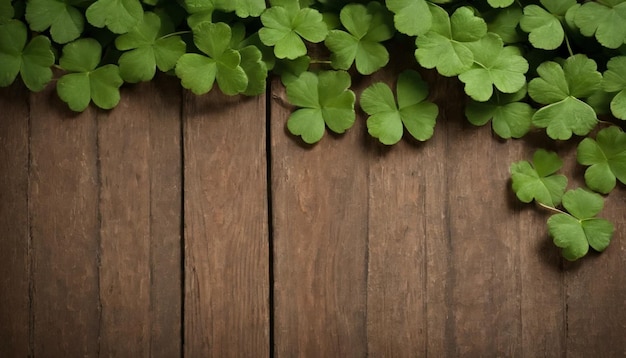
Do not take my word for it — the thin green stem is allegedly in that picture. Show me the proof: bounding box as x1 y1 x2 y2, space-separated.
309 60 332 64
564 34 574 57
537 202 568 215
160 31 191 39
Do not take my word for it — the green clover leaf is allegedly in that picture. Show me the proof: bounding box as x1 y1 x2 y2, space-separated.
459 32 528 102
548 188 614 261
25 0 84 44
465 87 534 139
0 20 54 91
487 0 514 8
360 70 438 145
259 1 328 59
57 38 123 111
528 54 602 140
86 0 143 34
510 149 568 207
575 0 626 49
0 0 13 24
486 6 524 44
238 45 268 96
175 22 248 95
577 126 626 194
519 0 577 50
603 56 626 119
415 5 488 77
273 55 310 86
115 12 186 83
385 0 432 36
286 70 355 144
324 2 393 75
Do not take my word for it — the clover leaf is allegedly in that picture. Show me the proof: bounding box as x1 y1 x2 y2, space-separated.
548 188 614 261
86 0 143 34
486 6 524 44
0 0 13 24
324 2 393 75
385 0 432 36
575 0 626 49
57 38 123 111
602 56 626 119
0 20 54 91
184 0 249 27
238 45 268 96
273 55 310 86
510 149 568 207
415 5 488 77
519 0 577 50
360 70 438 145
286 70 355 144
459 33 528 102
175 22 248 95
259 1 328 59
25 0 84 43
528 54 602 140
577 126 626 194
115 12 186 83
465 87 534 139
487 0 514 8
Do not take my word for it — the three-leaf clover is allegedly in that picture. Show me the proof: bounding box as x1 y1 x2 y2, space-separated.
175 22 248 95
575 0 626 49
385 0 432 36
115 12 186 83
415 5 488 77
519 0 577 50
510 149 568 207
0 20 55 91
324 2 394 75
548 188 614 261
56 38 124 111
360 70 438 145
458 32 529 102
86 0 143 34
286 70 355 144
602 56 626 119
259 0 328 59
577 126 626 194
25 0 84 44
528 54 602 140
465 87 534 139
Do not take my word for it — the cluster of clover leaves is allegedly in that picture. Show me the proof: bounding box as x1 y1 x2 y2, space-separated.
2 0 626 261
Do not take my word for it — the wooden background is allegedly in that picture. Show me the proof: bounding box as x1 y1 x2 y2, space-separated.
1 67 625 357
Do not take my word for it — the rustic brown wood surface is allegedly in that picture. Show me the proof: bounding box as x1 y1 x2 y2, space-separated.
1 68 625 357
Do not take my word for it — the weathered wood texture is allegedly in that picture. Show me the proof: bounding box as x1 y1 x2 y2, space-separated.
1 66 625 357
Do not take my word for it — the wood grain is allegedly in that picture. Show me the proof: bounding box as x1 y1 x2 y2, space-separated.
97 76 182 357
0 83 30 356
271 78 369 357
29 84 100 356
183 90 269 357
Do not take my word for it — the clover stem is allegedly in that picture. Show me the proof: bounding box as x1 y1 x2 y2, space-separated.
160 31 191 39
309 60 332 64
537 202 567 215
564 35 574 57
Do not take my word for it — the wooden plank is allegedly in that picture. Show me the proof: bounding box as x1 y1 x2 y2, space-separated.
271 78 369 357
97 75 182 357
183 90 269 357
0 83 30 356
29 84 100 356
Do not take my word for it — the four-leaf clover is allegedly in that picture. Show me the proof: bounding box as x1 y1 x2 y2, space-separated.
360 70 439 145
286 70 356 144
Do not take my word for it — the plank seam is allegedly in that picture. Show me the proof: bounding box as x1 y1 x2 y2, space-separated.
180 91 186 358
27 91 34 358
266 81 275 358
95 111 103 358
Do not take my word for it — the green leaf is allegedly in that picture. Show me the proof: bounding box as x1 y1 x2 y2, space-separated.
486 6 524 44
86 0 143 34
603 56 626 119
1 0 14 24
361 70 438 145
548 188 614 260
115 12 186 83
259 1 328 59
487 0 513 8
575 0 626 49
577 126 626 194
324 2 393 75
465 87 534 139
239 45 268 96
0 20 54 91
273 55 310 86
286 70 355 144
510 149 568 207
415 5 488 76
459 33 528 101
25 0 84 43
385 0 432 36
175 22 248 95
528 54 602 140
520 0 578 50
57 39 123 111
